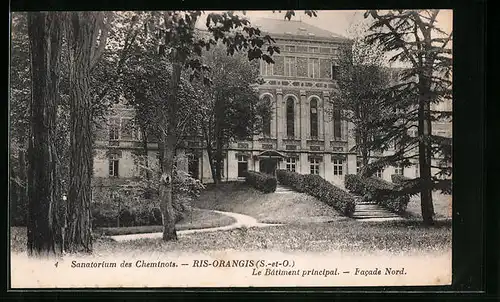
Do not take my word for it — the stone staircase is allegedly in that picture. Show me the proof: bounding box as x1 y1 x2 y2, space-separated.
275 184 294 194
353 200 403 221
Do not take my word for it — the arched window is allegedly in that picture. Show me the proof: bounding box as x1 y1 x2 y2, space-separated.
286 98 295 138
310 98 318 138
262 96 271 137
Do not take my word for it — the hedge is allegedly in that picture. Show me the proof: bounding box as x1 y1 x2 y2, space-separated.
276 169 305 192
391 174 410 184
276 170 355 217
245 171 277 193
345 174 410 214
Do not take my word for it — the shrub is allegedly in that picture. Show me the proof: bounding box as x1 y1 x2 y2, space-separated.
391 174 409 184
245 171 277 193
345 174 410 214
302 174 356 217
276 169 305 192
277 170 355 217
344 174 365 195
91 170 204 228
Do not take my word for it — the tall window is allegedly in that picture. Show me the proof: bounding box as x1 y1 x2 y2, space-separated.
109 154 119 177
308 58 320 78
260 60 274 76
262 96 272 137
109 118 120 141
356 160 362 174
237 155 248 178
395 165 403 175
333 159 344 176
310 158 320 175
285 158 296 172
284 57 296 76
331 64 339 80
333 107 342 140
135 156 147 177
310 98 318 138
286 98 295 138
375 168 383 178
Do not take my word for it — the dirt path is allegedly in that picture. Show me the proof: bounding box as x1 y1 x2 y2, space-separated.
109 209 282 242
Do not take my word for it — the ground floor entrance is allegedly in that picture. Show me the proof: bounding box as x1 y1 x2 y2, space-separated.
259 158 278 176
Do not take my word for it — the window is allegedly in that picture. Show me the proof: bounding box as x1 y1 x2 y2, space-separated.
135 156 147 177
109 118 120 141
285 158 296 172
286 98 295 138
375 168 383 178
309 46 319 53
356 160 362 174
262 96 272 137
308 58 320 78
132 125 142 141
237 155 248 178
395 165 403 175
260 60 274 76
284 57 296 76
284 45 296 52
310 98 318 138
219 160 225 178
310 158 320 175
109 154 119 177
331 64 338 80
333 107 342 140
333 159 344 176
188 154 199 179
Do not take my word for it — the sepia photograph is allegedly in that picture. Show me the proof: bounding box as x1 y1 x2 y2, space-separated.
9 9 453 288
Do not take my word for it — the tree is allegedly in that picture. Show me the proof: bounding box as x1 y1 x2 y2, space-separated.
364 10 453 224
26 12 64 257
194 43 268 183
65 11 113 253
331 25 391 175
10 13 31 226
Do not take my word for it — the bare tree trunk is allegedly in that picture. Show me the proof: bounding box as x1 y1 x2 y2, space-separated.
65 12 99 253
158 58 181 241
26 12 63 258
418 79 435 225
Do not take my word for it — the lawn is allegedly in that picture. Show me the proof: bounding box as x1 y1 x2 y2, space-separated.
193 182 343 224
406 192 452 220
10 219 451 256
94 208 236 236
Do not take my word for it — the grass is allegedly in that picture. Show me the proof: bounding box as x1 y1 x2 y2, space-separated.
193 182 342 224
94 208 236 236
406 192 452 220
11 218 451 256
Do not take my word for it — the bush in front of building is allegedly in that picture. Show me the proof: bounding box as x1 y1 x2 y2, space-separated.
391 174 410 184
345 174 410 214
91 170 204 228
277 170 355 217
276 169 305 192
245 171 277 193
302 174 356 217
344 174 365 196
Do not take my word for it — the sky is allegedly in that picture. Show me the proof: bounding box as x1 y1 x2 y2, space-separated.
197 10 453 39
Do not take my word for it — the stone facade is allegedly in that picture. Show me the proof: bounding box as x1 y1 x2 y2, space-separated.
91 19 452 194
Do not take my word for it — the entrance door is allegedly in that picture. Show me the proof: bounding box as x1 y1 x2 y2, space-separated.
259 158 277 176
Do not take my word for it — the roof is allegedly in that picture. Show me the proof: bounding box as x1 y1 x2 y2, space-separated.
252 18 348 41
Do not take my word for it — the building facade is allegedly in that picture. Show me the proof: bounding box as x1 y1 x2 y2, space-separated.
92 18 452 193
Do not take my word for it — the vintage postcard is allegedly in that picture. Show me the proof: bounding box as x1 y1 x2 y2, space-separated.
9 9 453 288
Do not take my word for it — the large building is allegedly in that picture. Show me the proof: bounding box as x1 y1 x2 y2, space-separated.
92 18 452 193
